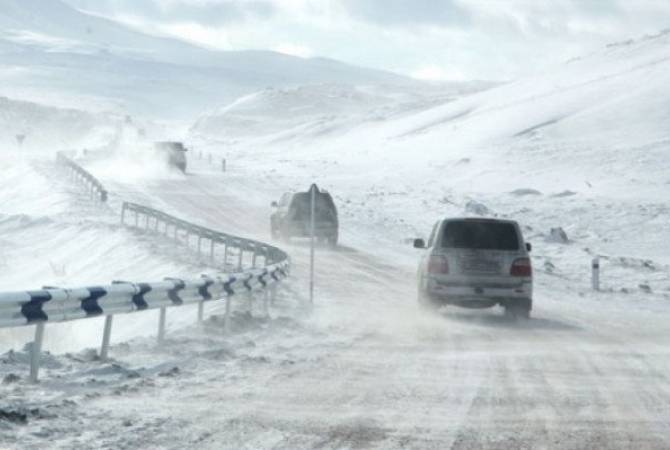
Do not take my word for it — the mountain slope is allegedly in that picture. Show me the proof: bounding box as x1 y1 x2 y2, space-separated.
191 81 495 140
189 30 670 270
0 0 422 119
0 0 204 59
206 29 670 193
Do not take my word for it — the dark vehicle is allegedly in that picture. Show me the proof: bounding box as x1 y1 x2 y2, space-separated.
413 218 533 318
154 141 187 172
271 189 339 246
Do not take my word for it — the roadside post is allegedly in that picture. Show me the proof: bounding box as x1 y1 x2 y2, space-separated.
309 183 318 305
592 257 600 291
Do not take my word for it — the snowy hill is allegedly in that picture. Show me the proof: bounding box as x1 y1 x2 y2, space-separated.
0 0 424 119
0 96 119 150
191 82 494 141
191 30 670 269
201 29 670 192
0 0 202 58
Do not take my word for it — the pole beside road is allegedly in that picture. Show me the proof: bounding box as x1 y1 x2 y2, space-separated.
309 183 317 305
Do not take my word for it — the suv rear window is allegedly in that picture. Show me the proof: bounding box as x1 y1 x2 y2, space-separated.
290 193 337 221
442 221 520 250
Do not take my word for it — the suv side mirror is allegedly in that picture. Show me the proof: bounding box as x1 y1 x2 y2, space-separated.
271 201 278 208
526 242 532 252
413 238 426 249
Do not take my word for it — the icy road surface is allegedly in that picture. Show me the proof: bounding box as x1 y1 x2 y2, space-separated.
5 156 659 450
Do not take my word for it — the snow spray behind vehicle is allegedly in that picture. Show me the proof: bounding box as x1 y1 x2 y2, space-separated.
154 141 188 173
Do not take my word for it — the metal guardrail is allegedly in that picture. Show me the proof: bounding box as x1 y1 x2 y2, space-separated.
121 202 287 269
0 263 288 382
1 157 291 383
56 151 108 202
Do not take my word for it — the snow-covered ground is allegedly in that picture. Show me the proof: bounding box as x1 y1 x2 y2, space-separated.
0 96 118 151
1 16 670 450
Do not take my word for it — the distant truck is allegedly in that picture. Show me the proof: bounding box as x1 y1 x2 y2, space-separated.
154 141 187 172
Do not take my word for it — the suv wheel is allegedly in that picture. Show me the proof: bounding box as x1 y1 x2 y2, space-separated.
504 303 531 320
418 287 440 311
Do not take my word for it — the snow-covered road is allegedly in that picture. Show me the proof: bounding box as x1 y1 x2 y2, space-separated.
36 157 666 449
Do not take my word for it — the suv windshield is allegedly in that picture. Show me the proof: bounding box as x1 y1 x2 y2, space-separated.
442 221 520 250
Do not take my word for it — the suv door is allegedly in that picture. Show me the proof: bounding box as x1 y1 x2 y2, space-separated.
419 221 440 279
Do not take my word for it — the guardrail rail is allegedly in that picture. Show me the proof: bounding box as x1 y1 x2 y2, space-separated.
56 151 108 202
121 202 286 270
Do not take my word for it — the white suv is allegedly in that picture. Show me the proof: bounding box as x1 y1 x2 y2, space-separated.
414 218 533 318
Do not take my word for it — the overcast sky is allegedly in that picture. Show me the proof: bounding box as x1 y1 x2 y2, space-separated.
64 0 670 81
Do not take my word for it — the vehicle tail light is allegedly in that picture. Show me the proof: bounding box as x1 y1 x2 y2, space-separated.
428 255 449 274
510 257 532 277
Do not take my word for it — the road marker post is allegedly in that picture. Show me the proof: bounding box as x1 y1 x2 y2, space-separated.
309 183 318 305
592 257 600 291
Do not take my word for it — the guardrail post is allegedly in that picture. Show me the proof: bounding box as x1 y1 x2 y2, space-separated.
270 283 277 306
29 322 46 383
223 243 229 268
145 214 150 229
238 249 244 271
197 236 202 257
246 291 253 313
592 257 600 291
224 295 232 333
263 289 270 317
197 301 204 323
134 211 139 227
210 240 215 262
252 250 258 269
100 315 113 361
264 251 270 267
158 307 167 343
